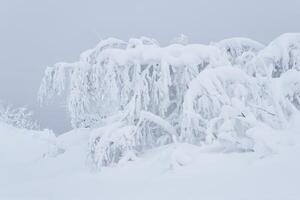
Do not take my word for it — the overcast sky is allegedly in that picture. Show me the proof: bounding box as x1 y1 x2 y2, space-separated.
0 0 299 133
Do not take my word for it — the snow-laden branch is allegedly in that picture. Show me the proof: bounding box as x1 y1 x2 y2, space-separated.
140 111 177 143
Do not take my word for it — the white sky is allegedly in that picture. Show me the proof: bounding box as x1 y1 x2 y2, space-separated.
1 0 300 133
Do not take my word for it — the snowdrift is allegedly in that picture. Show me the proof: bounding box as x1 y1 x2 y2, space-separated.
1 119 300 200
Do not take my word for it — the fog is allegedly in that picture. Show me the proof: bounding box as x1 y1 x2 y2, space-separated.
1 0 299 133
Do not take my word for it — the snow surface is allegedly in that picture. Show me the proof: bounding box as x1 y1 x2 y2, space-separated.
1 119 300 200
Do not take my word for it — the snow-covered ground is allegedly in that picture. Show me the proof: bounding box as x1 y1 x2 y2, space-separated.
1 118 300 200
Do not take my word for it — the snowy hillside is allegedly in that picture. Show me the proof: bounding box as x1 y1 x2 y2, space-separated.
1 33 300 200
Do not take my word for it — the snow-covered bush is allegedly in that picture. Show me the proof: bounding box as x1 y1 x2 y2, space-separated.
0 102 39 130
180 66 286 151
88 123 136 168
270 70 300 121
213 37 265 65
39 34 300 168
181 67 256 147
251 33 300 78
213 37 265 77
88 111 178 168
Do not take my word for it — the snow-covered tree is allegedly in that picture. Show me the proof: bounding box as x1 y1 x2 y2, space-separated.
39 34 300 168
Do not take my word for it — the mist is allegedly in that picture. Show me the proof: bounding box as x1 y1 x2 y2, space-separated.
1 0 299 133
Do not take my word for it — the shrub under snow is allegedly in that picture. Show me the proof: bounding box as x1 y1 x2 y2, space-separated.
0 102 39 130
